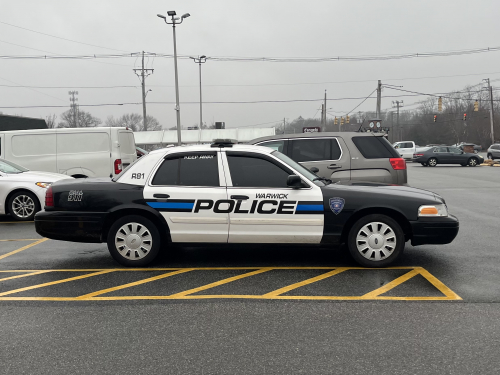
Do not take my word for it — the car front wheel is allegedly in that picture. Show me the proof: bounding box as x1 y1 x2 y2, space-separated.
8 191 40 221
468 157 479 167
347 214 405 267
420 162 428 167
107 215 161 266
428 158 438 167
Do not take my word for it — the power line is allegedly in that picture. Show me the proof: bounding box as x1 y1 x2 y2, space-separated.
345 88 377 115
0 20 130 53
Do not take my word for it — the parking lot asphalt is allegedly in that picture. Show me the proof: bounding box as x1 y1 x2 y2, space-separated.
1 162 499 374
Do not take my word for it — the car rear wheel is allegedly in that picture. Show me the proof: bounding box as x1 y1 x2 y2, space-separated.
107 215 161 266
347 214 405 267
487 153 493 160
468 157 479 167
428 158 437 167
8 191 40 221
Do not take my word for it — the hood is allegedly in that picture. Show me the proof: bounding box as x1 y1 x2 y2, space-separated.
51 177 113 187
5 171 73 183
329 180 440 201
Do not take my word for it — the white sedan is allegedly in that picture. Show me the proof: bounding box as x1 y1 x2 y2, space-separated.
0 159 73 221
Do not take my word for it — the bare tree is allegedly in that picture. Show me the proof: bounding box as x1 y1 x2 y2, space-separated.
106 113 162 132
45 114 57 128
58 110 101 128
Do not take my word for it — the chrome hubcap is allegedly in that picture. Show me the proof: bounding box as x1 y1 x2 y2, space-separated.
356 221 396 261
115 222 152 260
429 159 437 166
12 195 35 218
470 159 477 166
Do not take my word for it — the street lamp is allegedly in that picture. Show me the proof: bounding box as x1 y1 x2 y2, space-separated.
190 55 207 138
157 11 190 146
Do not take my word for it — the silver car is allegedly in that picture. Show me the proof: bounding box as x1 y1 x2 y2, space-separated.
486 144 500 160
249 132 407 185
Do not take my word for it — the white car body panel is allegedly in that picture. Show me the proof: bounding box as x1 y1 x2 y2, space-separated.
0 169 72 215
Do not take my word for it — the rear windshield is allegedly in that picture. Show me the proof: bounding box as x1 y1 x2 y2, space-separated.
352 136 400 159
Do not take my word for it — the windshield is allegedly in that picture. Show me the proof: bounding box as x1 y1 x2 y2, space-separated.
0 159 29 174
271 150 324 185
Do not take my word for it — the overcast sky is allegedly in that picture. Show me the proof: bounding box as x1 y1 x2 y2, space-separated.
1 0 499 130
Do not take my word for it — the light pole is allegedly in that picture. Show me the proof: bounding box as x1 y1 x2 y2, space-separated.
157 10 190 146
190 56 207 131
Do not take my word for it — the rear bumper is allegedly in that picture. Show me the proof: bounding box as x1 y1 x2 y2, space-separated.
35 211 107 243
410 215 459 246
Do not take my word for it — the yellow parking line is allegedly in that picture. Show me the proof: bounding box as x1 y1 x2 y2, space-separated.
0 238 48 261
77 269 194 299
263 268 348 297
361 269 420 299
0 239 41 242
0 270 52 282
417 268 462 300
0 270 114 297
168 268 273 297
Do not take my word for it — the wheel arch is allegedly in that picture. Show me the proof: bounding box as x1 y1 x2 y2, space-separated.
101 205 171 243
5 188 41 215
340 207 412 243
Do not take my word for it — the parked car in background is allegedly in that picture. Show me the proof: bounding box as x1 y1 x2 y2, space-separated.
136 146 149 158
456 142 482 154
0 159 72 220
249 132 407 185
0 127 137 178
414 146 484 167
486 144 500 160
393 141 416 160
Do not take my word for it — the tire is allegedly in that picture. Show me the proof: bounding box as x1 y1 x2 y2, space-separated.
107 215 161 266
420 163 428 167
468 157 479 167
427 158 438 167
487 154 493 160
347 214 405 268
7 191 40 221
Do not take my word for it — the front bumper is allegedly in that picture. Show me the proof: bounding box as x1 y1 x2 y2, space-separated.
35 211 107 243
410 214 459 246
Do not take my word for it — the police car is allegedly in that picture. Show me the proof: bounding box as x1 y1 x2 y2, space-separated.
35 140 459 267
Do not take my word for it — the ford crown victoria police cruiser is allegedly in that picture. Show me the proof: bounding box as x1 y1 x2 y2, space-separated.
35 140 459 267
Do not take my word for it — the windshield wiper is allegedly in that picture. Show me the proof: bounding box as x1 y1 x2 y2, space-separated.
313 177 332 185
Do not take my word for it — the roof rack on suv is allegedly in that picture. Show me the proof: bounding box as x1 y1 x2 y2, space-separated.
211 139 237 148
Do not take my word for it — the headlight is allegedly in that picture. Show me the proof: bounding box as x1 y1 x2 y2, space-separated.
35 182 51 188
418 204 448 217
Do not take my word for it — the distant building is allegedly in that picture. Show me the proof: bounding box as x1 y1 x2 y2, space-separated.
0 114 47 131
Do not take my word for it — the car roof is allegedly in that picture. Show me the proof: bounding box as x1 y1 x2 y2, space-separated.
148 143 274 156
248 131 382 144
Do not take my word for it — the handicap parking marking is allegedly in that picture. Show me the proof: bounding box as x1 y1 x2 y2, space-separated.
0 238 48 261
0 267 461 301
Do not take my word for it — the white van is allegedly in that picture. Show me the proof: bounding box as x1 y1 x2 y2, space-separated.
0 127 137 178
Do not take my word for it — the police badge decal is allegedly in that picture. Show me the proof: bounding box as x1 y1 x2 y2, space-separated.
329 197 345 215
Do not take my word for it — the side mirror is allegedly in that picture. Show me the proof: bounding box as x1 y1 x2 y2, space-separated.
310 167 319 173
287 175 303 189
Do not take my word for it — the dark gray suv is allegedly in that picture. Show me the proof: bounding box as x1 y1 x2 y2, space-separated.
487 144 500 160
249 132 407 185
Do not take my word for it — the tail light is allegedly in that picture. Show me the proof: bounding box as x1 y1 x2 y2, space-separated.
45 186 54 208
413 153 424 158
114 159 122 175
389 158 406 170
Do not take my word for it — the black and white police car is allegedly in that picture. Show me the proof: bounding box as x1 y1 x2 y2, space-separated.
35 140 459 267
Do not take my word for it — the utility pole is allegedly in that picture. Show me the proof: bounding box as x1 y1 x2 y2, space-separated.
484 78 495 143
321 104 325 127
68 91 78 127
133 51 154 131
390 112 394 143
392 101 404 141
283 118 286 134
324 90 327 130
376 80 382 118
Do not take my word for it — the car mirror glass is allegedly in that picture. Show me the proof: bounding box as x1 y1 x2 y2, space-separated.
287 175 302 188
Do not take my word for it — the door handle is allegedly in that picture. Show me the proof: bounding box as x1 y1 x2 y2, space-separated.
231 195 249 200
327 164 342 170
153 194 170 199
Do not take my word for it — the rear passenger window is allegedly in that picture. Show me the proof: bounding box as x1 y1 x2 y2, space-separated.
290 139 334 162
352 136 400 159
257 140 285 153
152 152 219 187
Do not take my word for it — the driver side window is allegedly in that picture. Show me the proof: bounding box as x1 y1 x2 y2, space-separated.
226 154 292 188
